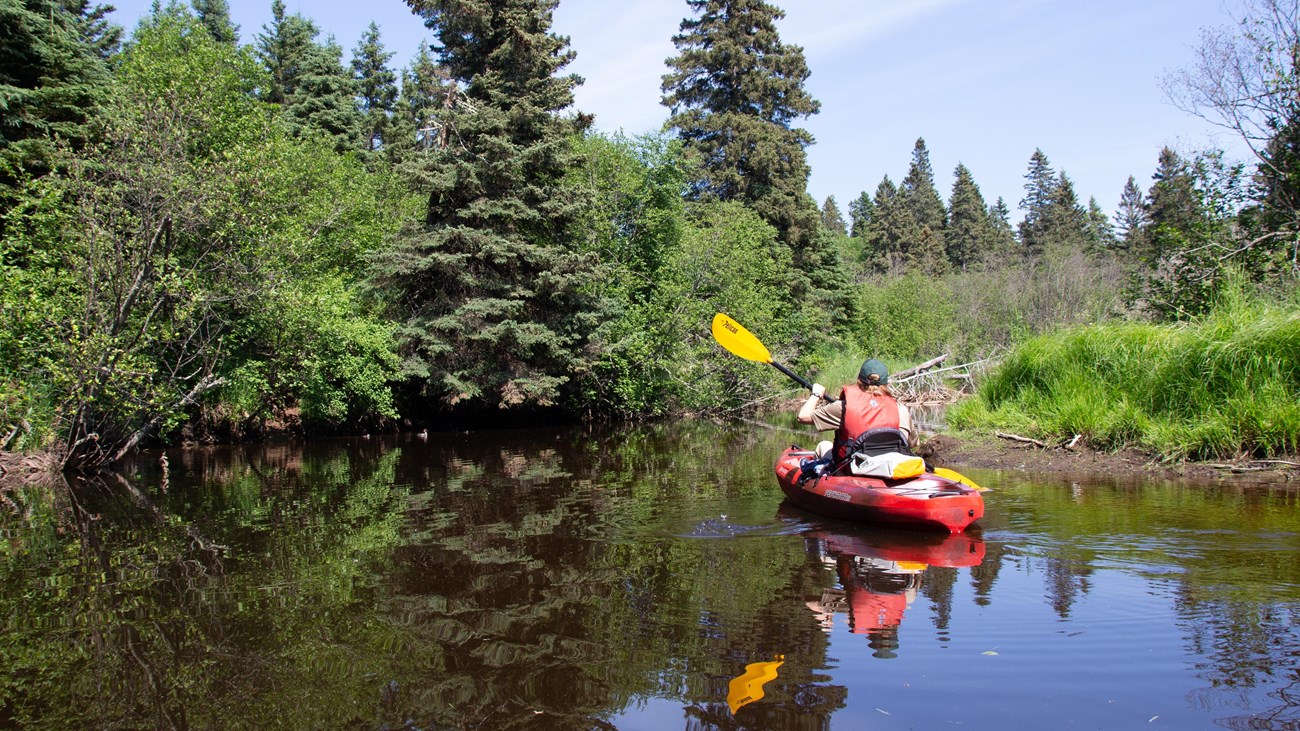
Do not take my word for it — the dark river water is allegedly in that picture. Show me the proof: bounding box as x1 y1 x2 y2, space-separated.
2 419 1298 730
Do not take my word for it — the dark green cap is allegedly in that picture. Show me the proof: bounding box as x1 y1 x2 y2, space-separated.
858 358 889 385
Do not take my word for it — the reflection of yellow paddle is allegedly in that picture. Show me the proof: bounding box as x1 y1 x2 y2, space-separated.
712 312 987 491
727 655 785 714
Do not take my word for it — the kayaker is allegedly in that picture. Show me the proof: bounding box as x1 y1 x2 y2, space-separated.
796 358 915 460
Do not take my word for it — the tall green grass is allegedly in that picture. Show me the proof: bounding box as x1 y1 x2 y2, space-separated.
949 282 1300 461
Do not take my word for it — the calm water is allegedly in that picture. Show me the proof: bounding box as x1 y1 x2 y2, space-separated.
2 419 1298 730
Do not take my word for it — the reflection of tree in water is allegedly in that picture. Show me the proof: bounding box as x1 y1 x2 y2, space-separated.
1174 590 1300 731
0 446 412 729
919 565 956 633
1043 553 1093 618
373 428 847 729
968 540 1008 606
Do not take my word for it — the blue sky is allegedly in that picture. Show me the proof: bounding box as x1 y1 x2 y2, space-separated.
106 0 1254 220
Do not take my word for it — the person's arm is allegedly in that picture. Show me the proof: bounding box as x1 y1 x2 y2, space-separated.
796 383 826 424
898 403 917 448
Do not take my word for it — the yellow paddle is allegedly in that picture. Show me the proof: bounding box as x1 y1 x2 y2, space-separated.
711 312 987 492
711 313 832 402
934 467 986 492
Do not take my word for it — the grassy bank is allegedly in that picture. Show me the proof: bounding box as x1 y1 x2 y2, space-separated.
948 287 1300 461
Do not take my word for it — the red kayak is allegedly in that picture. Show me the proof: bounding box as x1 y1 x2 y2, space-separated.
775 447 984 534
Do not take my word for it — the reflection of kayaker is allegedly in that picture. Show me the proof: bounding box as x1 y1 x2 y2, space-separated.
797 516 986 658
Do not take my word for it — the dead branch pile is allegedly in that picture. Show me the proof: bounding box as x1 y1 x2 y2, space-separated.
892 354 995 405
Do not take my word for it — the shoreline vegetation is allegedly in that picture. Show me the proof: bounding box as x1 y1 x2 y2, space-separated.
3 1 1300 480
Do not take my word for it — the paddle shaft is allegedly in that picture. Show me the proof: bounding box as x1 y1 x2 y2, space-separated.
770 360 835 403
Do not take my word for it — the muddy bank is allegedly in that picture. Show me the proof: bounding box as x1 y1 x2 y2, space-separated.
918 432 1300 487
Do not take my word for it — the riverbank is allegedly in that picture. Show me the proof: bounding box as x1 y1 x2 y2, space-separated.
5 425 1298 491
919 431 1300 487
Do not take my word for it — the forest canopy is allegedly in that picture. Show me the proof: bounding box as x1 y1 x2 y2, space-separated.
1 0 1298 468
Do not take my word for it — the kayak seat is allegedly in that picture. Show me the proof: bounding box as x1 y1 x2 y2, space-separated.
842 427 912 457
828 428 915 477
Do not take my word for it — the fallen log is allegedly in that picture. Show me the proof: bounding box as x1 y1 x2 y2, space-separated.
1207 464 1271 473
892 354 949 381
1249 459 1300 468
996 431 1048 448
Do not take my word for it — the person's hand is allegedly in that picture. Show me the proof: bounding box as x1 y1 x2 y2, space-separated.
810 383 825 398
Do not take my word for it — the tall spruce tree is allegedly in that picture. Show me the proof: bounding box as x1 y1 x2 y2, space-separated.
1018 148 1058 257
1114 175 1147 252
945 163 993 271
862 175 903 273
820 195 846 235
986 196 1017 264
376 0 598 409
1085 196 1116 250
899 138 946 230
285 37 362 153
0 0 120 178
256 0 319 105
661 0 821 251
1037 172 1091 256
351 21 398 152
897 138 948 274
192 0 238 44
848 190 873 239
1135 146 1204 264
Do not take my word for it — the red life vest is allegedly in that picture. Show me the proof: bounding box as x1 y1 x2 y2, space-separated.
834 384 900 459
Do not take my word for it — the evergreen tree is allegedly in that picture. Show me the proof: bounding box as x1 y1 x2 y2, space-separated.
1085 196 1116 250
192 0 238 44
820 195 846 235
847 190 873 238
862 175 903 273
351 21 398 152
990 197 1012 227
899 138 947 231
945 163 993 271
661 0 821 252
256 0 319 105
1037 172 1091 255
375 0 600 409
1143 146 1202 260
285 37 362 153
1017 148 1057 257
986 196 1017 265
392 43 450 155
1113 175 1147 252
897 138 947 274
0 0 120 178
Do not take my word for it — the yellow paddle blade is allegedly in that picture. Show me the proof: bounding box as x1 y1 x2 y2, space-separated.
712 313 772 364
727 655 785 714
934 467 988 492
